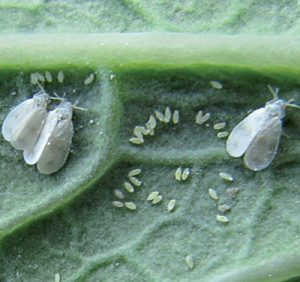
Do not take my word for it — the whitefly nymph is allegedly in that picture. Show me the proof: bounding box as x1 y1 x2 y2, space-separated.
226 86 300 171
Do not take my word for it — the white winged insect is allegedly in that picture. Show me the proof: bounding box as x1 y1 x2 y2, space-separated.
23 101 74 174
2 92 49 150
226 86 300 171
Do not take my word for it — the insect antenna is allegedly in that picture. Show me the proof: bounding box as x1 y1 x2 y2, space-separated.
267 85 279 99
286 102 300 110
73 105 88 111
36 81 46 93
73 98 88 111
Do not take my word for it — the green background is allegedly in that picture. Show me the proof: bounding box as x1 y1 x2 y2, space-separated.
0 1 300 281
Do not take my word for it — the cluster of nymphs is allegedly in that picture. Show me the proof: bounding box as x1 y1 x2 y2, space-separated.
129 106 179 145
2 91 77 174
208 172 240 223
112 168 143 210
113 167 178 212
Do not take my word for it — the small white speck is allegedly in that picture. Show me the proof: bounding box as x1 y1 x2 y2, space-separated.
155 110 165 122
208 188 219 201
146 115 157 131
125 201 136 210
218 204 231 213
129 176 142 187
133 126 149 137
129 137 144 145
175 167 182 181
57 71 64 83
167 199 176 212
114 189 124 200
152 194 163 204
89 119 94 124
128 168 142 177
54 273 60 282
10 91 16 96
185 255 194 269
219 172 234 182
110 74 116 80
164 106 172 123
226 188 240 198
217 131 229 138
30 73 38 85
124 181 135 193
147 191 159 201
45 71 53 83
213 122 226 130
84 73 95 85
172 110 179 124
210 81 223 89
216 214 229 223
35 72 45 82
181 168 190 181
196 111 210 125
112 201 124 208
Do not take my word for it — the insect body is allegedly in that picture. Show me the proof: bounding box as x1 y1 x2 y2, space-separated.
23 101 74 174
226 88 298 171
2 93 49 150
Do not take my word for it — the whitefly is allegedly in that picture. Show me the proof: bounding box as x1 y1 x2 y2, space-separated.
226 86 300 171
2 92 50 150
23 101 74 175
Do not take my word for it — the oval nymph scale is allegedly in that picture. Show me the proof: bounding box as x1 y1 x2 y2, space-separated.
2 92 49 150
226 97 287 171
23 101 74 174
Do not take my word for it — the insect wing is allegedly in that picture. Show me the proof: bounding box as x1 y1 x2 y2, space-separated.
37 103 73 174
226 108 269 157
37 118 73 174
10 107 47 150
244 117 282 171
2 99 34 141
23 110 58 165
2 96 48 150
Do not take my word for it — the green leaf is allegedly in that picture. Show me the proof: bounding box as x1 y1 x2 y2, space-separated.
1 35 300 282
0 1 299 34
